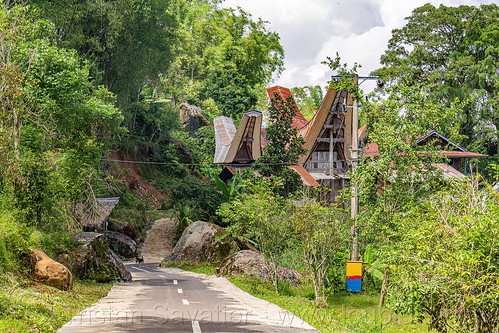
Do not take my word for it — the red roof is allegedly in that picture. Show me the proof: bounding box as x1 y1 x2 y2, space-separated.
363 142 380 157
441 151 487 158
358 124 367 138
288 165 320 186
433 163 466 179
267 86 309 129
363 144 487 158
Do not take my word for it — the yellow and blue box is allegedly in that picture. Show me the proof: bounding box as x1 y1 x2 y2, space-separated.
346 261 362 292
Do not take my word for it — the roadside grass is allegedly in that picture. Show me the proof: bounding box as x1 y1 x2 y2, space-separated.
0 273 112 333
161 261 216 275
169 262 430 333
228 276 430 333
228 277 430 333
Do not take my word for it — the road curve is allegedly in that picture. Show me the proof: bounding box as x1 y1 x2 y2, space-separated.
58 263 320 333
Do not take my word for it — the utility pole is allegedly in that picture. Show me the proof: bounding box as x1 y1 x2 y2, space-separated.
331 75 383 263
350 99 359 261
334 75 384 292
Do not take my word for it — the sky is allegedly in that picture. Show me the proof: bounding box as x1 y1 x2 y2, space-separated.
221 0 495 93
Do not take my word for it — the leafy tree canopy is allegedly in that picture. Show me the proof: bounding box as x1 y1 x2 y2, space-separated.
27 0 182 104
374 3 499 155
0 4 124 227
161 5 284 119
290 85 323 121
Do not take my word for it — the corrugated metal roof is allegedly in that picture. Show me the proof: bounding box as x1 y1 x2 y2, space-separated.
442 151 487 158
362 134 487 159
363 142 380 157
433 163 466 179
214 116 236 164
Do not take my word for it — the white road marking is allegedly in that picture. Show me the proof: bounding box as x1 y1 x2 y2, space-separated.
158 275 165 278
177 288 183 294
173 279 178 285
191 320 201 332
182 299 190 305
133 267 149 273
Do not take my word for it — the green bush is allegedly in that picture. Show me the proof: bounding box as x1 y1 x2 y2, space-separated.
157 175 222 223
37 231 79 258
0 212 31 274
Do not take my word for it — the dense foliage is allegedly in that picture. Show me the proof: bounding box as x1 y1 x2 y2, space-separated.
290 85 323 121
256 92 306 195
161 4 284 120
0 5 124 230
384 180 499 333
1 2 498 332
219 179 350 301
28 0 181 104
374 3 499 175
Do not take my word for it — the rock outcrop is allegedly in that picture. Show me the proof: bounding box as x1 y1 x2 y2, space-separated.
59 232 131 283
219 250 302 285
179 103 210 137
163 221 237 265
169 138 195 166
29 249 73 291
104 231 137 259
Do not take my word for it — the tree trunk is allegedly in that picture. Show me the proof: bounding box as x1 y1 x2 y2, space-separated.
13 109 19 156
379 267 390 307
273 262 279 294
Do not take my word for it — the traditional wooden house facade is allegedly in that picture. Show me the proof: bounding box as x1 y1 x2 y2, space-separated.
266 86 356 200
213 110 263 165
214 86 356 199
213 86 486 201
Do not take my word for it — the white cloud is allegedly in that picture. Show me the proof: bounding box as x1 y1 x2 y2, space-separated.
222 0 497 91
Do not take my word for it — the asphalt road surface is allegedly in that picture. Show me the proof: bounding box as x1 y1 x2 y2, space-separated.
58 263 320 333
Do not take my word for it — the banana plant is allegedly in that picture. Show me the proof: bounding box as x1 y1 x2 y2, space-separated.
211 170 245 203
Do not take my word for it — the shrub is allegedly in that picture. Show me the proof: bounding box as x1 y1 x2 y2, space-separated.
122 225 137 240
0 212 31 274
384 180 499 332
157 176 222 223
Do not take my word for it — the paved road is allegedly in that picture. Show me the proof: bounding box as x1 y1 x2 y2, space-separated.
58 263 319 333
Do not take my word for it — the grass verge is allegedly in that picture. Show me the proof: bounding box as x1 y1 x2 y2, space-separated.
0 274 112 333
160 261 216 275
228 276 430 333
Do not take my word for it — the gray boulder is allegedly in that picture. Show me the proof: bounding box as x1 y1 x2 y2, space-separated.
219 250 302 285
179 103 210 137
104 231 137 259
59 232 131 283
163 221 237 265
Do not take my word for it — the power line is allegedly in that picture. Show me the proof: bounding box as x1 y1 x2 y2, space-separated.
101 158 302 167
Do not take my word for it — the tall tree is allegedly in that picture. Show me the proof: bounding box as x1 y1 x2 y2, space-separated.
256 93 306 195
0 4 124 227
161 5 284 119
374 3 499 155
290 85 323 121
27 0 181 104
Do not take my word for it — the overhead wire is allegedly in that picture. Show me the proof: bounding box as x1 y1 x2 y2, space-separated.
101 158 302 167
